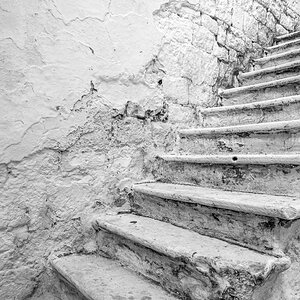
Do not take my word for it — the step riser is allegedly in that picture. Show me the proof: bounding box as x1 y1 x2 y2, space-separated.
154 159 300 196
221 83 300 106
132 192 296 256
202 102 300 127
241 68 300 86
255 53 300 69
179 131 300 155
95 229 273 300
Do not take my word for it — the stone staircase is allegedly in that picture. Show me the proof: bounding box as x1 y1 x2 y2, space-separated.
51 31 300 300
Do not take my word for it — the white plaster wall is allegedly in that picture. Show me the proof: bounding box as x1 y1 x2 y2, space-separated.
0 0 299 299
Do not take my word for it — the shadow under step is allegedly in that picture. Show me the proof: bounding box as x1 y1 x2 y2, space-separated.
50 254 177 300
219 75 300 106
132 182 300 256
154 154 300 196
201 95 300 127
179 119 300 155
266 38 300 55
93 214 290 300
240 60 300 86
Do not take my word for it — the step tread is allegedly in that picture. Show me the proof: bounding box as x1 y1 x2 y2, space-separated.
201 95 300 114
179 119 300 136
275 31 300 42
133 182 300 220
94 214 290 276
160 153 300 165
219 74 300 97
266 38 300 52
254 49 300 64
51 254 177 300
240 60 300 80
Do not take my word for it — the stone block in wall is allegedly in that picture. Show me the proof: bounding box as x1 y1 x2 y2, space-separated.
192 26 216 53
251 2 267 24
216 0 233 25
265 11 277 31
232 6 245 31
243 12 259 41
202 14 219 35
199 0 216 17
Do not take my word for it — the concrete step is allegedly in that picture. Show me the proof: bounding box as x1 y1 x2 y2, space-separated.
240 60 300 86
179 120 300 155
132 182 300 255
266 38 300 55
274 31 300 44
93 214 290 300
154 154 300 196
219 75 300 106
254 49 300 69
51 254 177 300
201 95 300 127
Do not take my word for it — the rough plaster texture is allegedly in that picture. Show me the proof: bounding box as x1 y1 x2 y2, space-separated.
0 0 300 299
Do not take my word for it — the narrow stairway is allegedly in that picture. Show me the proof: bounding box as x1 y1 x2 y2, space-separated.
51 31 300 300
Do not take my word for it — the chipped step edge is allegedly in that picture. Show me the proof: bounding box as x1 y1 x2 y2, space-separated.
178 119 300 136
275 31 300 42
158 154 300 165
93 214 291 277
254 49 300 65
201 95 300 115
218 75 300 98
266 38 300 52
239 60 300 80
133 183 300 220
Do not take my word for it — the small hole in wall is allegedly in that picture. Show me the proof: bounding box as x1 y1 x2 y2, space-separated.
232 156 238 162
158 79 163 86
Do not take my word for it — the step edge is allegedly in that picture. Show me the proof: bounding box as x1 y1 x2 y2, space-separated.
275 31 300 42
266 38 300 51
201 96 300 114
159 154 300 165
254 48 300 64
219 75 300 97
179 119 300 136
133 183 300 220
51 255 178 300
50 256 94 300
240 60 300 80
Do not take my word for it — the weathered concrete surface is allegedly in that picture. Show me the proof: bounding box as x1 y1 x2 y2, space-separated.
51 254 178 300
154 157 300 196
94 214 290 300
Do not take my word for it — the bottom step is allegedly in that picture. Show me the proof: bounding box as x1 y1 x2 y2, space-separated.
51 254 177 300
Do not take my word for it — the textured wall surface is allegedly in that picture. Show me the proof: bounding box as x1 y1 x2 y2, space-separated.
0 0 299 299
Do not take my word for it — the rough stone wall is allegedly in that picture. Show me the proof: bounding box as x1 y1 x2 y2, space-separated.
0 0 299 299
